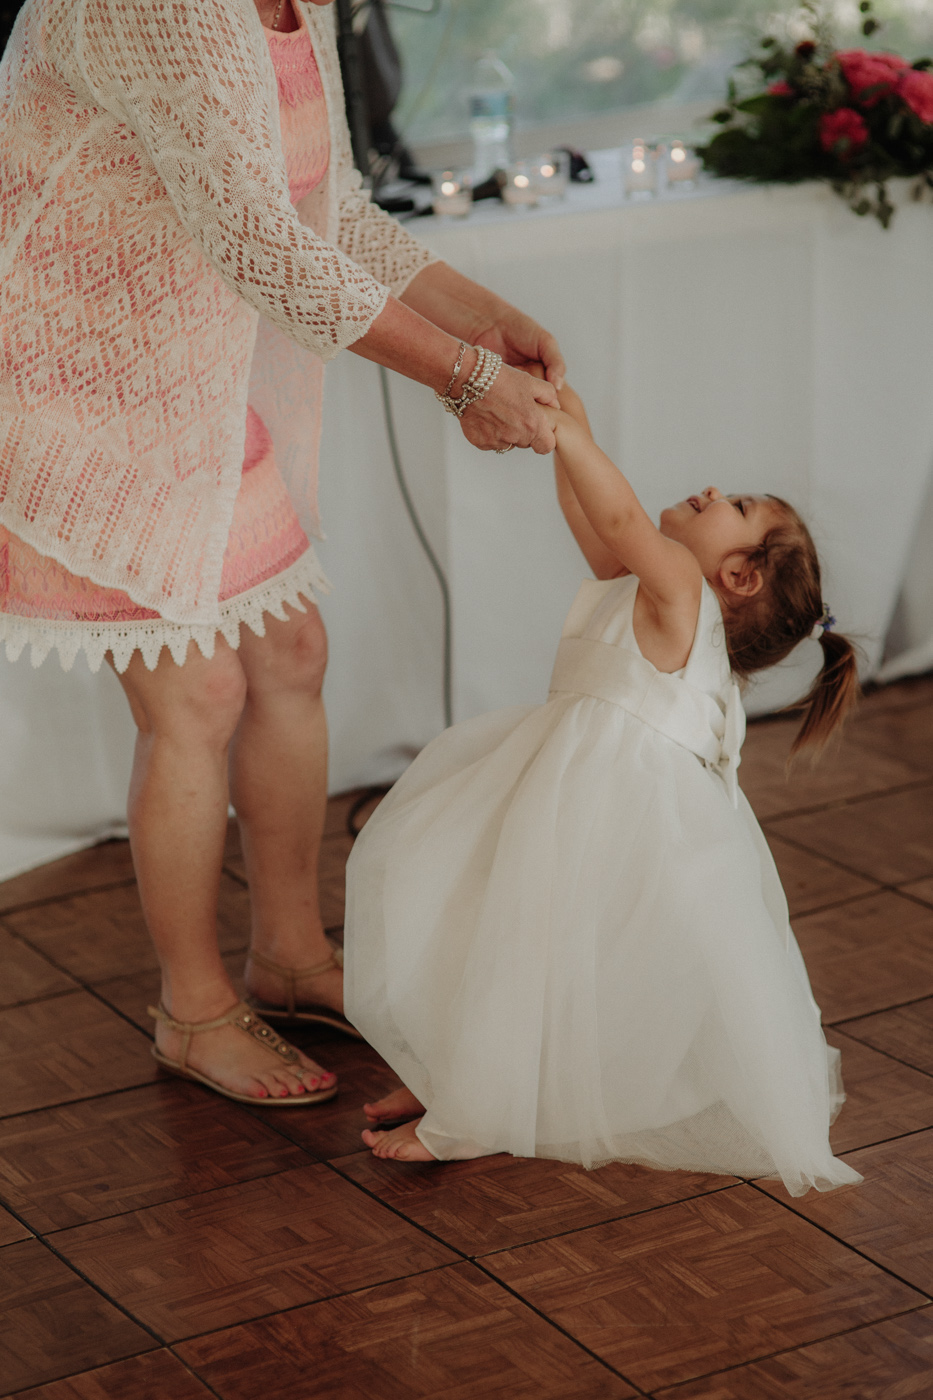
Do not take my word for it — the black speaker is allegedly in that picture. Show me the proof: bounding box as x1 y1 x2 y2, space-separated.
1 0 26 54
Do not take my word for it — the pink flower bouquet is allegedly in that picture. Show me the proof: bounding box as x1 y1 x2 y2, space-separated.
699 1 933 226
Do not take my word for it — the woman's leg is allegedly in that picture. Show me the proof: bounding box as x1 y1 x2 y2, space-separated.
113 639 334 1099
229 598 343 1015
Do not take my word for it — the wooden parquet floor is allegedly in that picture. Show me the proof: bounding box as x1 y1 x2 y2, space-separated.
2 676 933 1398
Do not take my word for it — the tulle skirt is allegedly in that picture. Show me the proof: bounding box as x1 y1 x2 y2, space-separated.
345 693 862 1197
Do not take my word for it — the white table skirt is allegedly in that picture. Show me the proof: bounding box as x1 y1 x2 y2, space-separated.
2 160 932 880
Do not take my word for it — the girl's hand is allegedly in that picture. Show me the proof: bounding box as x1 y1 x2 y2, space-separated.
459 361 559 454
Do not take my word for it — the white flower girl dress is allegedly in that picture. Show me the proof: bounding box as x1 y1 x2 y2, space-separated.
345 575 861 1196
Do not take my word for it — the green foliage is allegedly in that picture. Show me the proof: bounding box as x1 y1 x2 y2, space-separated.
697 1 933 226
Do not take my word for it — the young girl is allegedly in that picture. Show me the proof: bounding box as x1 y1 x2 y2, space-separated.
344 383 862 1197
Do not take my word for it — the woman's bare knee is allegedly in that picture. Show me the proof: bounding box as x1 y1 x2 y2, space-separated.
241 601 328 698
114 641 248 748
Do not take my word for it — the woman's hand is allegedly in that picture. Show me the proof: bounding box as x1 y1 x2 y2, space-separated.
459 361 559 454
350 292 561 454
472 305 565 392
391 262 566 450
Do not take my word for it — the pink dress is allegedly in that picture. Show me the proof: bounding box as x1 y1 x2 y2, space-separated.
0 24 332 674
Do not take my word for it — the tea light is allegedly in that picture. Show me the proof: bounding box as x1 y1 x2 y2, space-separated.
502 161 539 207
666 140 700 188
431 169 472 218
532 149 570 200
624 139 656 198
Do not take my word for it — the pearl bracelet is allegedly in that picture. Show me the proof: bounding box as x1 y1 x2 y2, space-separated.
435 344 503 419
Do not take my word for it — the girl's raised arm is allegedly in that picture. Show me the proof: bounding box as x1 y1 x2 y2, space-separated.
552 386 626 580
548 406 701 614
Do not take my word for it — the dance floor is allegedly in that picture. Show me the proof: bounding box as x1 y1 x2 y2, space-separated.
2 675 933 1398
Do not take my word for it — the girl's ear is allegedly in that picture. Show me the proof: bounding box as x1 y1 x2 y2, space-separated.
718 551 763 599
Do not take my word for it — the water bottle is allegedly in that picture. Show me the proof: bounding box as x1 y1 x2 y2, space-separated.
468 52 515 182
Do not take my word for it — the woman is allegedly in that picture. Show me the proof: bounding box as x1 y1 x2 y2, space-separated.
0 0 564 1104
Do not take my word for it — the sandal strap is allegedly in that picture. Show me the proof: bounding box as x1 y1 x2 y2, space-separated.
148 1002 245 1036
246 949 338 1016
147 1000 300 1070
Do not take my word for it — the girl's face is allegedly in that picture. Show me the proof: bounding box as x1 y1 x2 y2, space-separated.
660 488 780 581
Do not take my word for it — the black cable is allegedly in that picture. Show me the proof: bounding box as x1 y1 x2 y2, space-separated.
346 785 391 838
378 364 453 729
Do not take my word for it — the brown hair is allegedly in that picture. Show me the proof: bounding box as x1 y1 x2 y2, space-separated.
719 498 860 755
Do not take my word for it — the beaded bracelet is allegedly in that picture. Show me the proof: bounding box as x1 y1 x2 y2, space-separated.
439 341 468 401
435 344 503 420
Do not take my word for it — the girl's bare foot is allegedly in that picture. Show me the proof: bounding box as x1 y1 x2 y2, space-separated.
362 1117 436 1161
363 1086 425 1124
155 1005 336 1101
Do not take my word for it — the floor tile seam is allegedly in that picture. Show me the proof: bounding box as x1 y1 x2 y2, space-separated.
835 1123 933 1160
744 1180 933 1299
0 876 139 920
465 1181 745 1263
891 886 933 914
643 1300 933 1397
158 1258 464 1348
833 1124 933 1155
0 1192 35 1246
87 954 249 999
0 1077 184 1127
760 773 933 825
0 918 85 975
84 982 167 1042
468 1255 650 1396
164 1348 226 1400
0 925 206 1004
830 988 933 1027
787 888 886 920
322 1157 473 1261
764 832 909 891
6 1226 168 1347
0 1343 163 1400
0 922 102 987
7 1155 322 1238
28 1156 339 1240
0 986 85 1017
233 1101 327 1161
829 1023 933 1080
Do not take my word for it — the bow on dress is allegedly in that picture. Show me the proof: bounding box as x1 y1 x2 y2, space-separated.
710 680 746 809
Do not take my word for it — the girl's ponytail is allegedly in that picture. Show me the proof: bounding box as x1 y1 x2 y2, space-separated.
790 629 861 756
720 498 861 757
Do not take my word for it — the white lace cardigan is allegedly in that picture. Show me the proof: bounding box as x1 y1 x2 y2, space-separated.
0 0 436 623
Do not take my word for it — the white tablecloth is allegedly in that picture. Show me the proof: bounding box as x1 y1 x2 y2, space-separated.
3 156 933 880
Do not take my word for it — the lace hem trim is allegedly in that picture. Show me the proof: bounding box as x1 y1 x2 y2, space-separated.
0 548 331 675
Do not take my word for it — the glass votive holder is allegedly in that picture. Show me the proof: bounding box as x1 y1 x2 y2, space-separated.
666 140 700 190
501 161 539 208
531 149 570 200
431 169 472 218
624 139 657 199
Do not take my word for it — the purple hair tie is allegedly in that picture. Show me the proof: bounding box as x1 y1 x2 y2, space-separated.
811 604 836 640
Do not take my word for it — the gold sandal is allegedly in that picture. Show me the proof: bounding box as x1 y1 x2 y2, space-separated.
244 948 363 1039
147 1000 338 1106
